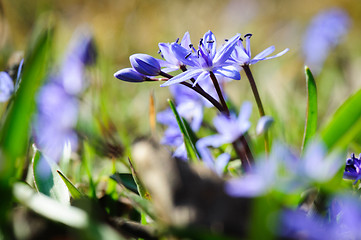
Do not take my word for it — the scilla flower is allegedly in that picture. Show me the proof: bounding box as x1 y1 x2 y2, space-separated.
229 33 288 66
161 30 241 87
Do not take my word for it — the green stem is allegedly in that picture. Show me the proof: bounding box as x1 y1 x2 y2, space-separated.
243 64 270 154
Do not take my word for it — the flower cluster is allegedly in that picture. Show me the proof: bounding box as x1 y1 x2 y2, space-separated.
114 30 288 88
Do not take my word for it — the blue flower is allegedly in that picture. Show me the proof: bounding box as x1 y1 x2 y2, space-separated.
281 196 361 240
158 32 192 73
229 33 288 66
197 101 252 148
303 8 350 73
33 30 95 163
0 71 14 102
343 153 361 184
161 30 241 87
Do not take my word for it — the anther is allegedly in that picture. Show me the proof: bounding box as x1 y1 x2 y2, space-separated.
207 40 215 43
175 38 180 44
199 38 203 46
185 52 192 59
239 37 243 41
244 33 253 38
224 39 228 42
189 44 193 48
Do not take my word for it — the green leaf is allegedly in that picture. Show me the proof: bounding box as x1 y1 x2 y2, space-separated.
110 173 138 194
168 99 199 162
14 182 87 228
13 182 125 240
57 170 84 200
110 176 156 220
0 25 53 179
302 66 318 152
321 85 361 150
32 147 70 205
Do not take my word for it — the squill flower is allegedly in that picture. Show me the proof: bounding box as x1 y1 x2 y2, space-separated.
161 30 241 87
303 8 350 73
158 32 192 73
33 30 95 163
343 153 361 184
130 53 161 76
229 33 288 66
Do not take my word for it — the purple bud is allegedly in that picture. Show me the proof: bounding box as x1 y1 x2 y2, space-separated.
130 53 161 76
114 68 146 82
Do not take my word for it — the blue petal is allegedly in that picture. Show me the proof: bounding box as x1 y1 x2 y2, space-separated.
171 43 198 67
180 32 192 49
213 33 241 66
130 53 161 76
202 30 217 59
160 69 203 87
253 46 275 60
213 65 240 80
114 68 146 82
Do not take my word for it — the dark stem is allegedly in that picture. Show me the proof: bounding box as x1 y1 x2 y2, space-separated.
159 71 224 113
243 65 265 116
209 71 230 116
242 64 269 154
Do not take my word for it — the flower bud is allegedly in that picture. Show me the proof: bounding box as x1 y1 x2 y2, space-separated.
130 53 161 76
114 68 146 82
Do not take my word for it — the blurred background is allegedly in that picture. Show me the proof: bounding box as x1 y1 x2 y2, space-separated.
0 0 360 148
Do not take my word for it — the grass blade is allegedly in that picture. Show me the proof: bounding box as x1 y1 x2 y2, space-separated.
302 66 318 152
321 86 361 150
168 99 199 162
57 170 84 200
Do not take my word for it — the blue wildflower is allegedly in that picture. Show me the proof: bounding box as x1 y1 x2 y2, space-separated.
161 30 241 87
197 101 252 148
229 33 288 66
343 153 361 184
0 72 14 102
33 30 95 163
158 32 192 73
303 8 350 73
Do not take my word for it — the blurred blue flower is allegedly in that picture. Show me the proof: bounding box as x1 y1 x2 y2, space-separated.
157 84 205 160
197 101 252 148
158 32 192 73
281 196 361 240
0 71 14 102
225 140 342 197
60 30 96 95
161 30 241 87
196 102 251 171
303 8 350 73
229 33 288 66
343 153 361 184
33 30 95 163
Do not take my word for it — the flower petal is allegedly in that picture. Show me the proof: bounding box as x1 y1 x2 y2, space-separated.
160 69 202 87
213 33 241 66
202 30 217 59
171 42 198 67
180 31 192 49
253 46 275 60
213 65 240 80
